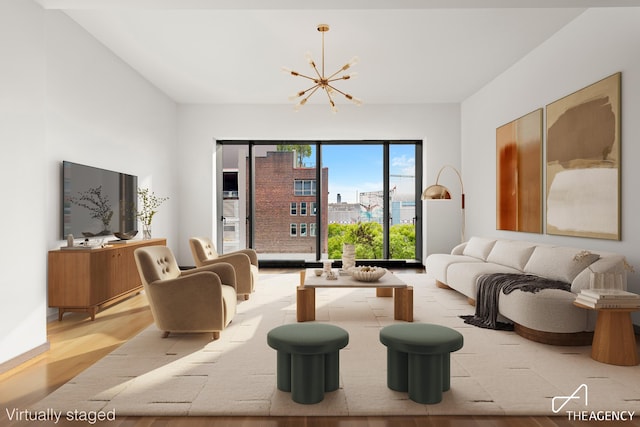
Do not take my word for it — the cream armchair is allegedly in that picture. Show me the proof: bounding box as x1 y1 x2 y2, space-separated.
189 237 258 300
134 245 237 340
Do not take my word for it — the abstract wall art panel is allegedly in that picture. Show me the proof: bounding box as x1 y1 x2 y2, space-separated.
496 108 543 233
545 72 621 240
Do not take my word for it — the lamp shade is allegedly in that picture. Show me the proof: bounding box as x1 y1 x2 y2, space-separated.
421 184 451 200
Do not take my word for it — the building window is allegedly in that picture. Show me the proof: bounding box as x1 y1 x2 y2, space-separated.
294 179 316 196
300 223 307 236
222 171 239 199
290 223 297 236
300 202 307 216
290 202 297 215
311 202 317 216
310 223 316 237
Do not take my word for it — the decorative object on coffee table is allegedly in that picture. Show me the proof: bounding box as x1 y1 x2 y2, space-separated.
342 243 356 271
351 266 386 282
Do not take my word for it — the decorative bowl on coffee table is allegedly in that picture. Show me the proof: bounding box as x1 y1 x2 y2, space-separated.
352 266 386 282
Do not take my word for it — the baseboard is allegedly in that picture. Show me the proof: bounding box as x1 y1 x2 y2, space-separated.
0 341 50 375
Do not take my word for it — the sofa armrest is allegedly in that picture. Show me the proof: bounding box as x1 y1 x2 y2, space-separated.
571 254 627 293
451 242 467 255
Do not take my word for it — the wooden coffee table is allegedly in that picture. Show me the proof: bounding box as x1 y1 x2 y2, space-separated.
297 269 413 322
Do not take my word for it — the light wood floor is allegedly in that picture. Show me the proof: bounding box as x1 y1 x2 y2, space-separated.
1 269 635 426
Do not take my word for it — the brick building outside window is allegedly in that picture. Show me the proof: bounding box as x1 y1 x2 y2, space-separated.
253 150 328 254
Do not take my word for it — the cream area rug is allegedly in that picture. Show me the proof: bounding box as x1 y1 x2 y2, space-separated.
33 273 640 417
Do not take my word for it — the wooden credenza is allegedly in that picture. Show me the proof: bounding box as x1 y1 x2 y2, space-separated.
48 238 166 321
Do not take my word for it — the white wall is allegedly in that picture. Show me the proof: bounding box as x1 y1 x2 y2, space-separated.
44 11 179 317
0 1 179 367
461 8 640 299
0 0 48 368
176 103 461 266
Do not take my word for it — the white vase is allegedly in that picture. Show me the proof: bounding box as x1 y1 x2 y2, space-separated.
142 224 152 240
342 243 356 271
589 271 625 289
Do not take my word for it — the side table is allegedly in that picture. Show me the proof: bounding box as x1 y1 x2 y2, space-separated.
574 302 639 366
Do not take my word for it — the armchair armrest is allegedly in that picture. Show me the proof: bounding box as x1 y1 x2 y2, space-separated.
146 272 225 331
183 261 237 289
198 254 253 295
220 249 258 267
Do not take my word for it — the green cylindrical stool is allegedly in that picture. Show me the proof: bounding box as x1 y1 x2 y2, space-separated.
267 323 349 404
380 323 463 404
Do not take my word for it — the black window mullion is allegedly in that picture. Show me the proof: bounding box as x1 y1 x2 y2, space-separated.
315 142 322 261
383 142 390 259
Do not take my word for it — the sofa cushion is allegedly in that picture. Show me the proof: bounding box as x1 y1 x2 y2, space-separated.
462 237 496 261
446 262 522 300
524 246 600 284
424 253 483 284
486 240 536 271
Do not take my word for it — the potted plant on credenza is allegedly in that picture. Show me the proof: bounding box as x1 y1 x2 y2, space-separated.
136 187 169 239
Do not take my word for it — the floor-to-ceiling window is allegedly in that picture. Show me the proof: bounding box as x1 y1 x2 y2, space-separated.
217 140 422 265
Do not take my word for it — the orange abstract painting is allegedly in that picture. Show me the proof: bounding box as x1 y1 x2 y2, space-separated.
496 109 542 233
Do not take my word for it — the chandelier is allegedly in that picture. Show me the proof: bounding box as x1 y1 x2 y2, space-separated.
283 24 361 112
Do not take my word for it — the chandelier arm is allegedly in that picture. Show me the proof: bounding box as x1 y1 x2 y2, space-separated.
300 83 321 96
302 85 322 103
327 75 351 83
326 84 350 99
325 88 334 102
292 71 320 82
326 67 350 81
305 56 324 80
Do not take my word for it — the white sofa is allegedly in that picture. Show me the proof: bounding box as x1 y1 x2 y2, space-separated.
425 237 628 345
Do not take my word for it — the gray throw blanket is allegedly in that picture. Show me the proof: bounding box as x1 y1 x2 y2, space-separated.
461 273 571 331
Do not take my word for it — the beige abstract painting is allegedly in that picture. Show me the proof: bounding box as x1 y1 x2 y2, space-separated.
546 72 621 240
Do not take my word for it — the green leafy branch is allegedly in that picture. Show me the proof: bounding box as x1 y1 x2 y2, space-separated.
136 188 169 226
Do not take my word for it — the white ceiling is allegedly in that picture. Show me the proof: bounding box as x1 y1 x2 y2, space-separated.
37 0 640 106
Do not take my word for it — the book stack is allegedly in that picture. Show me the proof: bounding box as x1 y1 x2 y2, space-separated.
575 288 640 309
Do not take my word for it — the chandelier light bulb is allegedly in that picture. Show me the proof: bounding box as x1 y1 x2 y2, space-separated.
284 24 361 112
288 91 304 101
349 96 363 106
304 52 314 64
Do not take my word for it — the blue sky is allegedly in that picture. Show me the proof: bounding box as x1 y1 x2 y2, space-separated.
308 144 415 203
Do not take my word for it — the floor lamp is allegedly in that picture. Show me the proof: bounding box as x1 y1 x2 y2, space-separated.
421 165 466 243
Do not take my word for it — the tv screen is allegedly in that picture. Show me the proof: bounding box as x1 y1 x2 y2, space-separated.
62 161 138 239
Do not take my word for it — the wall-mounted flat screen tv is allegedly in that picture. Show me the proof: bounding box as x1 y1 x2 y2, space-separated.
62 161 138 239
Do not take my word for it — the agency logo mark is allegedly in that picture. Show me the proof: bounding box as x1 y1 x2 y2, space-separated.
552 384 588 413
